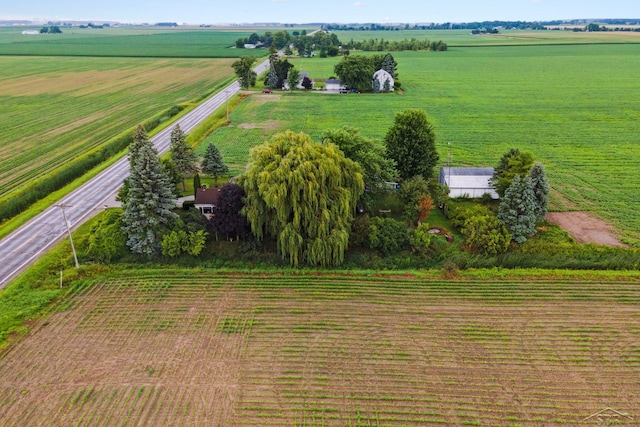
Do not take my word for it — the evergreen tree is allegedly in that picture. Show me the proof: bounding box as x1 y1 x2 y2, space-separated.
383 78 391 92
200 143 229 182
238 131 364 267
122 143 178 257
490 148 534 197
373 78 381 93
497 175 537 244
266 62 279 88
193 173 201 197
169 124 198 191
529 162 550 221
128 125 153 167
380 53 397 77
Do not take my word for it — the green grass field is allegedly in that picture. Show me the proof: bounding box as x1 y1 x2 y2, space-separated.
204 43 640 245
334 28 640 46
1 270 639 425
0 56 236 200
0 27 270 57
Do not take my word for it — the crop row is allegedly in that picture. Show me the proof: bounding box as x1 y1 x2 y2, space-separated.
0 56 235 199
1 273 639 425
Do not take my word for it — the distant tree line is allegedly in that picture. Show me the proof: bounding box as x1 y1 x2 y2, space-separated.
40 26 62 34
234 30 342 57
344 38 447 52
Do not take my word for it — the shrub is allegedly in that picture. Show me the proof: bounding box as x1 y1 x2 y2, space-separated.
350 214 370 247
410 223 432 256
366 216 409 256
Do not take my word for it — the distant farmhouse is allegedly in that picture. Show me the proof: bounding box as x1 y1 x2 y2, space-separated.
372 69 394 92
22 30 39 35
439 167 499 199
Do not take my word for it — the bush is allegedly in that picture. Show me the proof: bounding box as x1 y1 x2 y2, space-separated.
410 223 432 256
366 217 409 256
350 214 371 247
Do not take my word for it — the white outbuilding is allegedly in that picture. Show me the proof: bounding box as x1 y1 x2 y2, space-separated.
439 167 499 199
372 69 394 92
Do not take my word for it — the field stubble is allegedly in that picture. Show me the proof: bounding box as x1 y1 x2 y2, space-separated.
1 273 639 425
0 57 235 199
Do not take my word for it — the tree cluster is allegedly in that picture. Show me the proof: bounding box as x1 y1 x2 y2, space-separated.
344 38 447 52
40 26 62 34
232 56 257 89
334 53 400 92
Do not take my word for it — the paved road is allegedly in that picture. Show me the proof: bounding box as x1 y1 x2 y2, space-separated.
0 57 272 288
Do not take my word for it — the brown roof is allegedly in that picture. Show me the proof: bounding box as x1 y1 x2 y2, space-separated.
194 188 221 206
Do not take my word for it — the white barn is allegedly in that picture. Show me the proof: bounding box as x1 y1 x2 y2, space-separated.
372 69 394 92
439 167 499 199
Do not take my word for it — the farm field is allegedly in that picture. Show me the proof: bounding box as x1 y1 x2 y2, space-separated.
333 29 640 46
0 56 236 200
1 271 639 425
0 27 271 57
205 43 640 245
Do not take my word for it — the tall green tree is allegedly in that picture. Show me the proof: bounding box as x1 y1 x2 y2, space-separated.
122 143 178 257
322 127 396 212
238 131 364 267
385 109 439 180
200 143 229 183
232 56 257 89
169 124 198 191
265 62 279 88
528 162 550 221
490 148 534 197
497 175 537 244
128 125 153 167
334 55 375 91
287 67 300 90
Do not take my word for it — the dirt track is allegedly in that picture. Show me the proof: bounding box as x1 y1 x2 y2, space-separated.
547 212 627 247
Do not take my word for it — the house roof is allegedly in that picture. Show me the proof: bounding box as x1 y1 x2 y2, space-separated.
441 167 494 177
325 79 341 84
439 167 499 199
373 69 393 80
300 71 309 78
194 188 221 205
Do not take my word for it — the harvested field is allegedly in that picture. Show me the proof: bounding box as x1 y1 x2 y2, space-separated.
1 272 639 425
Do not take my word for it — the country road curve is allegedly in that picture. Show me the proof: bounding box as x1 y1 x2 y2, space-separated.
0 57 273 288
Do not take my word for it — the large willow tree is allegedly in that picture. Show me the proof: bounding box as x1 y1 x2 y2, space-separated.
238 131 364 267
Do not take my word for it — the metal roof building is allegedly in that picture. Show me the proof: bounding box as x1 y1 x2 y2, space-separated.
439 167 499 199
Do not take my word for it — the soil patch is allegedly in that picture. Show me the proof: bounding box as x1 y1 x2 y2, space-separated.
237 119 279 130
547 211 627 247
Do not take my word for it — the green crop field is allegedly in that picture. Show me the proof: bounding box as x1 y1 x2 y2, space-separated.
1 271 639 425
0 27 271 57
334 28 640 46
0 56 236 200
204 43 640 245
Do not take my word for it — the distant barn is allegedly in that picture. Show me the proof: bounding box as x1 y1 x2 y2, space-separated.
439 167 499 199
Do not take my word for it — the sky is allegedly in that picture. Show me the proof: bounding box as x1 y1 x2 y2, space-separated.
2 0 640 24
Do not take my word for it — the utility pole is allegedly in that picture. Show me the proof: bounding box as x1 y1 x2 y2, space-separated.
55 204 79 268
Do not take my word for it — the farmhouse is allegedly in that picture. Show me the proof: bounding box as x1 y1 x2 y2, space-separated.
194 187 221 218
439 167 499 199
372 69 394 92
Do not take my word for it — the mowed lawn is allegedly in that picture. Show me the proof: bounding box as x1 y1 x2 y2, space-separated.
1 272 639 425
0 56 235 199
206 43 640 245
